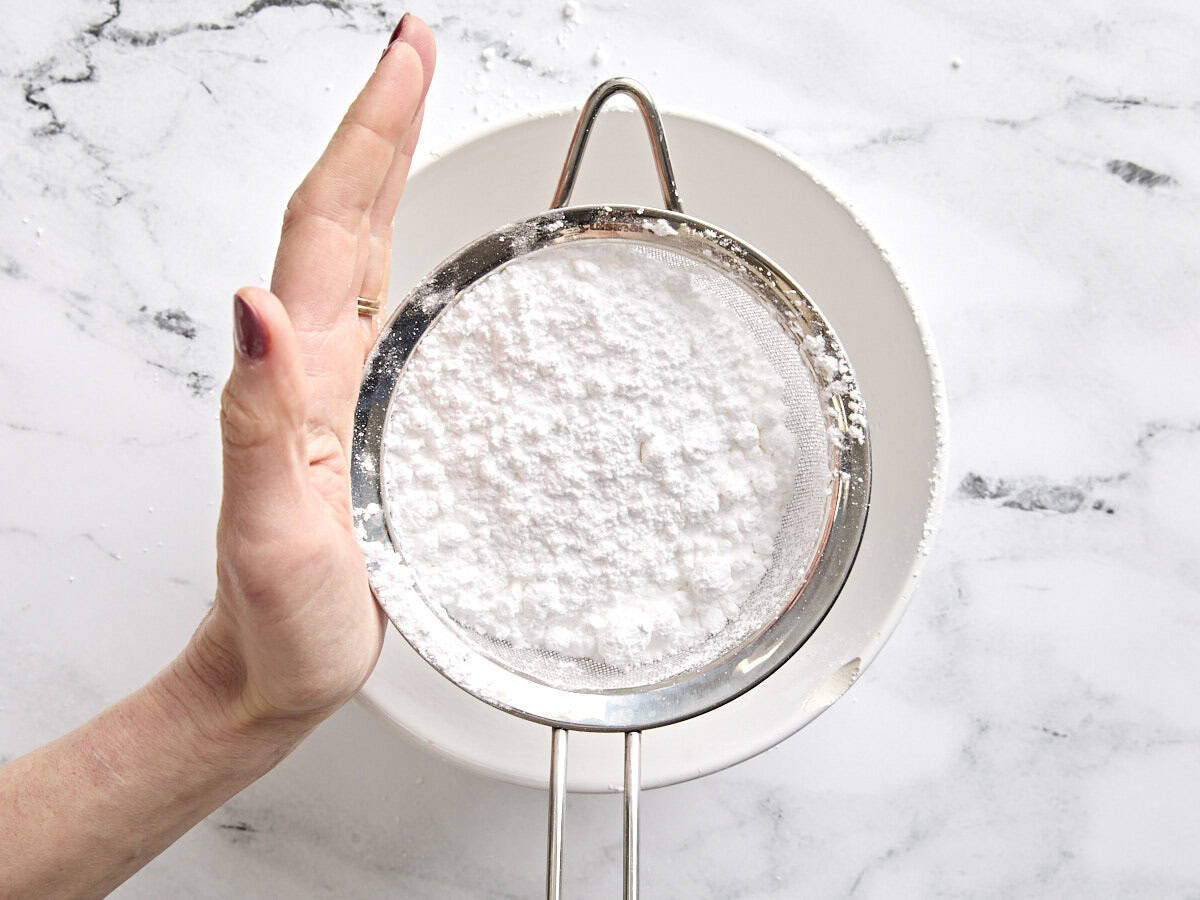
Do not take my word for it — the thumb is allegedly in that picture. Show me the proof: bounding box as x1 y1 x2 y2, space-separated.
220 287 308 512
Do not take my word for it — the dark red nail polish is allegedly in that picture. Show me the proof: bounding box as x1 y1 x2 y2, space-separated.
389 14 410 46
234 294 267 360
382 13 410 58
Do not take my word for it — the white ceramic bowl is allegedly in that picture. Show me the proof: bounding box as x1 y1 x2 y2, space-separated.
357 106 946 793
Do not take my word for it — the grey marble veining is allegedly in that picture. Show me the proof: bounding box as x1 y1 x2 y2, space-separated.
2 1 1198 897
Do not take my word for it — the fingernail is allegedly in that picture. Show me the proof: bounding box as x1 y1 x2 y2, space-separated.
381 13 410 58
233 294 268 360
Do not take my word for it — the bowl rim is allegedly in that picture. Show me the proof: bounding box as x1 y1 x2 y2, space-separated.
355 103 949 792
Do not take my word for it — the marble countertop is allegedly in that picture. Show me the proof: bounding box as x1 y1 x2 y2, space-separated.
2 1 1197 896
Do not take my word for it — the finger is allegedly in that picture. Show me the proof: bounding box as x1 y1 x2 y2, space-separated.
359 16 437 327
289 39 424 239
220 288 309 518
268 30 426 447
271 37 424 339
358 99 425 334
369 15 436 239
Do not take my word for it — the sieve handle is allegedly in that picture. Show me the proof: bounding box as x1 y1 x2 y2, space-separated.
623 731 642 899
551 77 683 213
545 728 642 899
547 728 568 899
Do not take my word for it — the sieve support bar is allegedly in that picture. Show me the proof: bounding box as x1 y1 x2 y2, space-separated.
551 77 683 213
547 728 568 900
623 731 642 900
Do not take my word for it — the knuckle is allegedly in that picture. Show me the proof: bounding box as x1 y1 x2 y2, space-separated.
219 384 270 452
280 192 309 238
281 185 359 238
282 189 306 225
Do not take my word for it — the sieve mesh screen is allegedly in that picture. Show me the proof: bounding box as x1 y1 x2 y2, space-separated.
381 236 834 693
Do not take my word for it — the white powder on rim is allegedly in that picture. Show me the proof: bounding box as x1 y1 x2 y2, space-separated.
383 240 796 670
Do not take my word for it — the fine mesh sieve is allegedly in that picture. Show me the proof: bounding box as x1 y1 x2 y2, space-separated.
352 78 870 899
383 238 832 694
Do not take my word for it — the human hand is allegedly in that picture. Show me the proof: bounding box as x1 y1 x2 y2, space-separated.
0 22 439 896
189 15 436 729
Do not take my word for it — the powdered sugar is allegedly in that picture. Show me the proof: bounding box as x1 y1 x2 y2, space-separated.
382 240 798 670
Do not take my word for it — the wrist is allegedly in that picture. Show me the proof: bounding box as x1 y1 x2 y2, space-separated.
150 614 322 771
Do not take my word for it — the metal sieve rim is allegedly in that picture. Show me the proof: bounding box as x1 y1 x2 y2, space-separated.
351 203 871 733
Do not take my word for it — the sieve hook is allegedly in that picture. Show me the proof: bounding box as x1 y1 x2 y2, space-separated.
551 77 683 213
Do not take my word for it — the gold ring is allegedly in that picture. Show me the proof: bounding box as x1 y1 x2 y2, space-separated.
356 295 383 317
